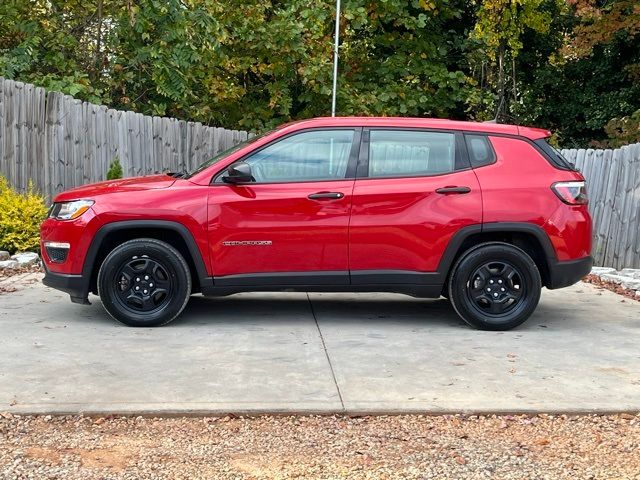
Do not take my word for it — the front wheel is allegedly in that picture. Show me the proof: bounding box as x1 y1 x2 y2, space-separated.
448 242 541 331
97 238 192 327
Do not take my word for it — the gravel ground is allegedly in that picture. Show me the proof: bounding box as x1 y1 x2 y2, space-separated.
1 414 639 479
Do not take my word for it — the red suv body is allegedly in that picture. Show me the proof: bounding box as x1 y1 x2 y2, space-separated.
41 117 592 329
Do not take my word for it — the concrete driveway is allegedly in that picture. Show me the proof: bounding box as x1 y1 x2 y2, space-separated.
1 274 639 415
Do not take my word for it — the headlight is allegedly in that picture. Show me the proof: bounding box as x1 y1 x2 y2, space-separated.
49 200 95 220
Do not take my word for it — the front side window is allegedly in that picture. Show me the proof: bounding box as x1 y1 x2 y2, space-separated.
368 130 456 177
242 129 355 183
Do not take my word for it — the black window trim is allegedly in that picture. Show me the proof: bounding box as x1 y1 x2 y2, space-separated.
533 138 576 171
355 127 471 180
463 130 576 172
210 127 363 185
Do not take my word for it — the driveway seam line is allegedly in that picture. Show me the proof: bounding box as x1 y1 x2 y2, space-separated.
307 292 345 411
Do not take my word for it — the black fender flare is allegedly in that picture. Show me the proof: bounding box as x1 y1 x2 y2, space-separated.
82 220 210 286
436 222 557 280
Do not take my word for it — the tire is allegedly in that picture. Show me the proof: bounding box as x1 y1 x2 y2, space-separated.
448 242 541 331
97 238 192 327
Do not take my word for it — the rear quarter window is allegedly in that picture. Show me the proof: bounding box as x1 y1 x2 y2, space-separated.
465 134 496 168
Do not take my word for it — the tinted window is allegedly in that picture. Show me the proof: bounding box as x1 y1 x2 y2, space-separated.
242 130 354 182
534 138 576 171
465 134 496 168
368 130 456 177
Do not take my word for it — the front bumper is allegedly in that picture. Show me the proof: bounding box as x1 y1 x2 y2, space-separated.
42 264 90 304
546 255 593 289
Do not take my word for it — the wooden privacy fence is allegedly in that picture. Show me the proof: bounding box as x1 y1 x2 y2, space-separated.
1 77 639 268
0 77 249 201
561 143 640 270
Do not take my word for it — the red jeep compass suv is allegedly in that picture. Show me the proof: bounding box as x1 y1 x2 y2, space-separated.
40 117 592 330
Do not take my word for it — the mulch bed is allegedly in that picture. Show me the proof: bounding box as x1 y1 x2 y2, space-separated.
582 274 640 302
0 264 43 293
0 263 43 278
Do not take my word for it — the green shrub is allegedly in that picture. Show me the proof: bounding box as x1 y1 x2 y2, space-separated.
107 158 123 180
0 176 48 253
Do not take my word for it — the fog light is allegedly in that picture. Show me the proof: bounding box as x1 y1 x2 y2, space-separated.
44 242 70 249
44 242 70 263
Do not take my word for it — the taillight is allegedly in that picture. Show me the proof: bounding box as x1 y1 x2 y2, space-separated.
551 181 588 205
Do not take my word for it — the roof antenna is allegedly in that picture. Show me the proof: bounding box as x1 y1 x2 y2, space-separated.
484 96 504 124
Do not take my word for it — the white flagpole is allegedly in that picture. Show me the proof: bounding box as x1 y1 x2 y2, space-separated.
331 0 341 117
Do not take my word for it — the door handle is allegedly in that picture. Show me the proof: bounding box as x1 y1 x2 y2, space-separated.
435 186 471 194
308 191 344 200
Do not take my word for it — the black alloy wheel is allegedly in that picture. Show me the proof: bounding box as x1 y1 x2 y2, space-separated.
113 256 173 314
97 238 192 327
448 242 541 330
466 261 525 316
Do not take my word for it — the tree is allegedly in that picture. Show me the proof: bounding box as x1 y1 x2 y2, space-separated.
1 0 637 145
1 0 478 131
565 0 640 146
469 0 563 121
513 0 640 146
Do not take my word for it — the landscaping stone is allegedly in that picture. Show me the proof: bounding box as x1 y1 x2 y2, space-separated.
0 260 19 270
599 273 640 291
591 266 640 291
590 266 617 276
619 268 640 280
0 251 10 261
10 252 40 266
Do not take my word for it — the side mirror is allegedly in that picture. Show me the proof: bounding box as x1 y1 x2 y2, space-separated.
222 161 253 184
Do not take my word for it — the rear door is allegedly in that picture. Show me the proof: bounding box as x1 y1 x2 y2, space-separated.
348 128 482 283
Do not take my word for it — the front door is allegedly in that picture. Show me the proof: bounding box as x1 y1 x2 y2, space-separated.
207 128 360 286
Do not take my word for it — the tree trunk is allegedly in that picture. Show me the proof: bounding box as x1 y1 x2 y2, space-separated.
93 0 104 82
496 44 505 121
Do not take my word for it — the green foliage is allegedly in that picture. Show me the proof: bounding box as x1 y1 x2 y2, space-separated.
0 0 479 130
0 177 47 253
468 0 565 122
513 5 640 146
106 158 123 180
1 0 639 146
603 110 640 148
472 0 558 58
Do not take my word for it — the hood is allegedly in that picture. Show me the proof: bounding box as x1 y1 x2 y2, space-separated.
53 174 177 202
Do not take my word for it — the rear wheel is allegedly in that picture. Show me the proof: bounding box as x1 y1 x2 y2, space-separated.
97 238 192 327
448 242 541 330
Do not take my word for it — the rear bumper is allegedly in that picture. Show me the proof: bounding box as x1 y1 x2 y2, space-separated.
546 255 593 289
42 264 90 304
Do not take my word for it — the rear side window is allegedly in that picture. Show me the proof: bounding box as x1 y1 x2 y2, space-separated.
368 130 456 177
465 134 496 168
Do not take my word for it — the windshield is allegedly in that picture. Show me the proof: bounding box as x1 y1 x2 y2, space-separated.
184 130 271 178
